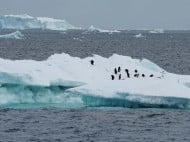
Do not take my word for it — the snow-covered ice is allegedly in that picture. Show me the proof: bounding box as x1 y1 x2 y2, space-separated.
0 53 190 100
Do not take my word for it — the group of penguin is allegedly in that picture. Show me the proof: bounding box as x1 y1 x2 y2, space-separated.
90 59 155 80
111 67 154 80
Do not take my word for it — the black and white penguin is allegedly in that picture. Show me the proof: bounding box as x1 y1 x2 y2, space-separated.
134 69 139 78
90 60 94 65
125 69 130 78
118 66 121 72
150 74 154 77
111 75 115 80
119 74 121 80
142 74 145 77
114 68 117 75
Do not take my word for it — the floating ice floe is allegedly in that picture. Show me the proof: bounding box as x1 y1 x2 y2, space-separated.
134 33 144 38
88 25 120 33
0 31 24 39
0 53 190 108
149 29 164 33
0 14 80 31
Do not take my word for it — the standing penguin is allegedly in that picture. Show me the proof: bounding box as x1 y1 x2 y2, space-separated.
114 68 117 75
134 69 139 78
90 60 94 65
125 69 130 78
119 74 121 80
118 66 121 72
111 75 115 80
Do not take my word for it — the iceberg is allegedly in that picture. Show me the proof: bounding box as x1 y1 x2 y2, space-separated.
88 25 120 33
0 31 24 39
149 29 164 33
134 33 144 38
0 53 190 108
0 14 80 31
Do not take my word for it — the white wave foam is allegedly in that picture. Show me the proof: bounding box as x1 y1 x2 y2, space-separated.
0 31 24 39
0 53 190 102
0 14 80 31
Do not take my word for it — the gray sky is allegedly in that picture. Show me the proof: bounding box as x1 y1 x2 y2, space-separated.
0 0 190 30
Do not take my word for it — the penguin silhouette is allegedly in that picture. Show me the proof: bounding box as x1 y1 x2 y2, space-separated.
119 74 121 80
150 74 154 77
90 60 94 65
134 69 139 78
111 75 115 80
118 66 121 72
125 69 130 78
114 68 117 74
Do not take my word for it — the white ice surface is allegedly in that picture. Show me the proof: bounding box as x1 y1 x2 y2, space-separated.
0 53 190 100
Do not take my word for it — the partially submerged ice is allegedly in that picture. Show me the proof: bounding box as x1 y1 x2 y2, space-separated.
0 53 190 108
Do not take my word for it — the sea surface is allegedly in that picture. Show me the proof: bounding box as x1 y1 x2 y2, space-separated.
0 29 190 142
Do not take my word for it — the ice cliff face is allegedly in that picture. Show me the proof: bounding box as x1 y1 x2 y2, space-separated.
0 14 79 30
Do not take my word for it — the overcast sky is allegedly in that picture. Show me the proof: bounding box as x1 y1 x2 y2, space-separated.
0 0 190 30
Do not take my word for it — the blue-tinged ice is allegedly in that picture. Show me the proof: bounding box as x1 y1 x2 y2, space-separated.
0 14 80 31
0 31 24 39
0 53 190 108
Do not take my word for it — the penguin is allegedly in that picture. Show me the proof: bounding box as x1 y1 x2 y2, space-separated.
134 69 139 78
142 74 145 77
125 69 130 78
114 68 117 75
118 66 121 72
119 74 121 80
90 60 94 65
150 74 154 77
111 75 115 80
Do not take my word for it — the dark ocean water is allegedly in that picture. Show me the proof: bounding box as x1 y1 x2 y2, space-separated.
0 29 190 141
